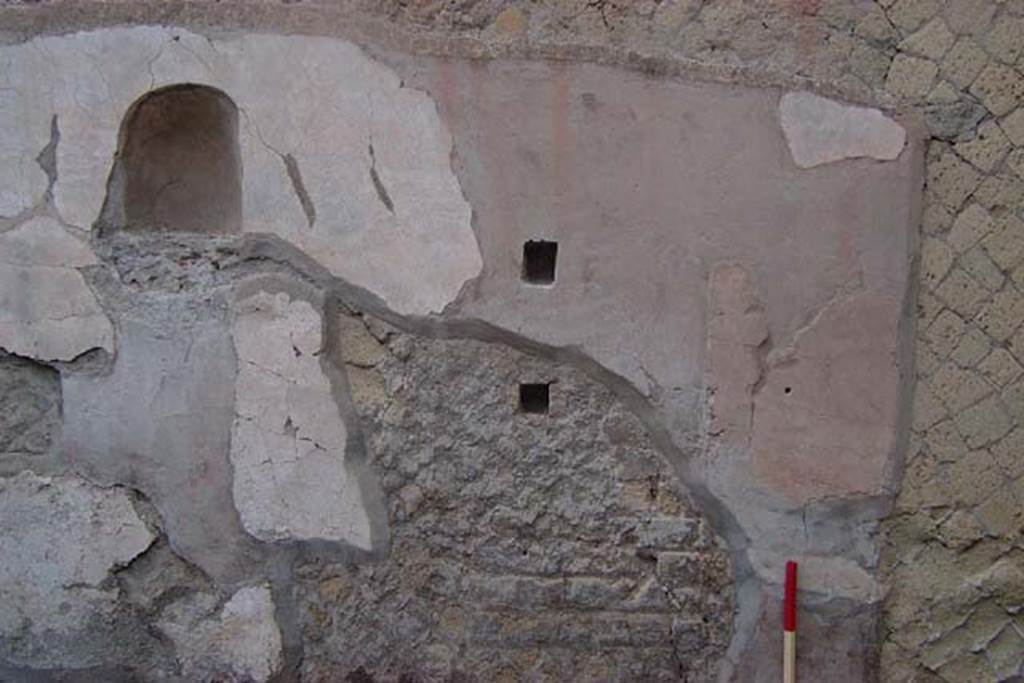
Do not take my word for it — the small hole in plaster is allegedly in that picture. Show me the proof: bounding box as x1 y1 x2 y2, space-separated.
522 240 558 285
519 383 551 414
784 386 792 395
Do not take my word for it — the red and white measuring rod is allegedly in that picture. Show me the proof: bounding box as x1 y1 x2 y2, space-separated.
784 560 798 683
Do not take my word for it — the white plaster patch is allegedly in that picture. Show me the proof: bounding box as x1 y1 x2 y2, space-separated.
0 471 155 668
158 585 283 682
0 27 481 314
749 549 882 604
779 91 906 168
230 289 372 548
0 216 114 361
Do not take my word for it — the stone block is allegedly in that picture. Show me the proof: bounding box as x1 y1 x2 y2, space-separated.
970 62 1024 116
941 37 990 89
976 288 1024 341
928 154 983 209
953 395 1013 447
950 326 992 367
959 245 1004 291
887 53 940 98
934 267 988 316
979 348 1024 386
920 237 955 285
953 121 1011 172
947 203 995 252
999 108 1024 146
943 0 998 36
925 308 968 357
899 17 956 60
888 0 943 34
992 427 1024 479
930 363 993 412
983 14 1024 64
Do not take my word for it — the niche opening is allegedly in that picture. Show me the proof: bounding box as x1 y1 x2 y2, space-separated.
522 240 558 285
117 84 242 234
519 383 551 414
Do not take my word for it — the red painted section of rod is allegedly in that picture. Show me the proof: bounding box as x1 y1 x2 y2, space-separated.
784 560 798 632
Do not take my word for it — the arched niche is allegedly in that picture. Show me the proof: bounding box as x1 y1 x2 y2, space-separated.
115 84 242 234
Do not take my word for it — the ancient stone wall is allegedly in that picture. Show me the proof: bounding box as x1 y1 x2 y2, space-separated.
0 1 1018 681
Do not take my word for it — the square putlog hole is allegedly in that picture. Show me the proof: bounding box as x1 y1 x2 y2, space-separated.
522 240 558 285
519 383 551 414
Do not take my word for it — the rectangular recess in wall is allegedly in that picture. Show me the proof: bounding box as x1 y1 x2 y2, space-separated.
522 240 558 285
519 383 551 414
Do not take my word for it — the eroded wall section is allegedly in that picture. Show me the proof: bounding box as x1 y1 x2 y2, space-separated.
0 24 920 682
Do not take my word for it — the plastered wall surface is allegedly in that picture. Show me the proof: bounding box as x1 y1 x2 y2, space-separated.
0 1 1018 681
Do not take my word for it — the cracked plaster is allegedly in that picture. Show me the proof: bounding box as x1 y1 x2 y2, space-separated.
0 471 155 669
0 26 481 315
0 215 113 361
230 287 372 548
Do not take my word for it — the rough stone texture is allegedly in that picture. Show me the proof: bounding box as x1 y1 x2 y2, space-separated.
230 286 372 548
157 585 283 682
297 312 734 682
0 353 60 474
0 472 154 668
0 27 480 315
779 91 907 168
0 216 113 361
873 1 1024 679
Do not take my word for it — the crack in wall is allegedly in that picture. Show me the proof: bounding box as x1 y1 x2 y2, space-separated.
281 153 316 228
34 115 58 200
367 142 394 215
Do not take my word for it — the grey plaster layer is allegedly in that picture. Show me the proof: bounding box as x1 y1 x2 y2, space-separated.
297 310 735 682
0 216 113 361
0 472 154 669
0 26 481 315
59 295 255 583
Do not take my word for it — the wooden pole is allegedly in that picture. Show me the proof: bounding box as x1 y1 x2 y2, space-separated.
784 560 798 683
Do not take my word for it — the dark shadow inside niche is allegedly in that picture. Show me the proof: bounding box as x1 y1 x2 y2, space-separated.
116 84 242 234
522 240 558 285
518 382 550 414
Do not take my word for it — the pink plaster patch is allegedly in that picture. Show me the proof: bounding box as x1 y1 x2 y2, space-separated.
707 263 768 445
750 292 901 504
